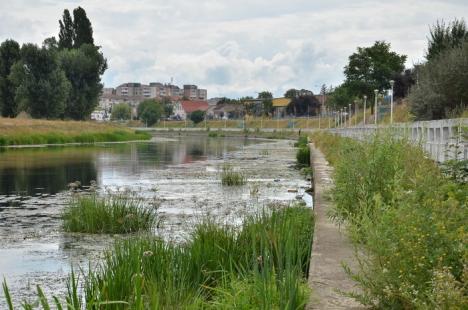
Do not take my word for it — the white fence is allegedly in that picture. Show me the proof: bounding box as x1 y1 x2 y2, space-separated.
328 118 468 162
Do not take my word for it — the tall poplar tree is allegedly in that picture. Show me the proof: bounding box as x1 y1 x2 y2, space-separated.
73 7 94 47
0 39 21 117
58 9 74 49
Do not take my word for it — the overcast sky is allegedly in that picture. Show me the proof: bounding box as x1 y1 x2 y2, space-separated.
1 0 467 98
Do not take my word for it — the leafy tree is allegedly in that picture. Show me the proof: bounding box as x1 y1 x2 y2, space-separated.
326 84 354 109
9 43 70 118
190 110 205 124
409 42 468 120
427 19 468 61
111 103 131 120
138 99 163 126
284 89 299 99
58 9 74 49
257 91 273 115
286 94 320 116
58 44 107 120
73 7 94 48
163 103 173 117
0 39 21 117
392 68 416 99
43 37 59 51
344 41 407 99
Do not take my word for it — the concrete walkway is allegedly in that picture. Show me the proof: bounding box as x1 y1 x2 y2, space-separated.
306 144 364 309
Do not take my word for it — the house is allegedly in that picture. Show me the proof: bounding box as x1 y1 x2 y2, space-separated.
173 100 209 120
272 98 291 118
207 103 244 119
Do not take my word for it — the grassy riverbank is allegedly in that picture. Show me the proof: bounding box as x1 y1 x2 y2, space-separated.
0 118 151 146
4 205 314 309
311 132 467 309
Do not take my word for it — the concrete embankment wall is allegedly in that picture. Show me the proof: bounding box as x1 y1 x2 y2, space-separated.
328 118 468 162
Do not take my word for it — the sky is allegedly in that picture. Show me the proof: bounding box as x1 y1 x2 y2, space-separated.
0 0 467 98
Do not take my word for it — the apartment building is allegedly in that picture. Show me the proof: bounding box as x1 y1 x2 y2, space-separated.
183 85 207 101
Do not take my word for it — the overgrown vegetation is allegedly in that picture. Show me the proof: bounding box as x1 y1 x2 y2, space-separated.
220 164 246 186
0 118 151 146
63 194 156 234
5 206 314 309
295 136 310 167
311 132 468 308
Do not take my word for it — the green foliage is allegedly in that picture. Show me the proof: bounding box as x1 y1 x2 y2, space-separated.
295 135 310 167
258 90 273 115
327 83 355 109
0 39 21 117
221 164 246 186
344 41 407 99
62 194 156 234
9 43 71 118
138 99 163 126
72 7 94 48
190 110 205 124
312 132 468 308
59 44 107 120
58 9 74 49
111 103 131 120
427 19 468 61
440 159 468 184
409 42 468 120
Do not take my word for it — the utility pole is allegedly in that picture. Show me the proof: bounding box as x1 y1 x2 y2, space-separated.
374 89 379 125
363 95 367 125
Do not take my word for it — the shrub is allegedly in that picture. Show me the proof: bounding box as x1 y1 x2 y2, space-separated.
221 164 246 186
190 110 205 124
296 146 310 167
62 194 156 233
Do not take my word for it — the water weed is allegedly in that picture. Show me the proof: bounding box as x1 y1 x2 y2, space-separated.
220 164 246 186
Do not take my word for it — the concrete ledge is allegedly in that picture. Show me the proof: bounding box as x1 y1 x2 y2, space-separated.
306 144 364 309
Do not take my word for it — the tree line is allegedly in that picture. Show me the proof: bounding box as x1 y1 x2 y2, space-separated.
326 18 468 120
0 7 106 120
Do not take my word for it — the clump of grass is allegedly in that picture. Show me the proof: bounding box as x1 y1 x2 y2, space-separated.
208 131 219 138
62 194 156 234
221 164 246 186
6 206 314 309
295 136 311 167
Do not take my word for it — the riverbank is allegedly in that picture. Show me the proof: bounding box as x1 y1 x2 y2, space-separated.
0 118 151 146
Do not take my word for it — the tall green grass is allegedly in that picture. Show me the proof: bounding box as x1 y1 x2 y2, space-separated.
295 136 310 167
7 206 314 309
62 194 156 234
221 164 247 186
311 132 468 309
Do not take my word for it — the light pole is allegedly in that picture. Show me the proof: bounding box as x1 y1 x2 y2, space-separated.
348 103 351 127
374 89 379 125
390 80 395 125
363 95 367 125
344 107 347 128
354 100 358 127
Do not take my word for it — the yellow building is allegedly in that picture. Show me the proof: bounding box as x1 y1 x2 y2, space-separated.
272 98 291 117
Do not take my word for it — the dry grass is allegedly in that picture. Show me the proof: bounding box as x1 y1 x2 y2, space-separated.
380 102 414 124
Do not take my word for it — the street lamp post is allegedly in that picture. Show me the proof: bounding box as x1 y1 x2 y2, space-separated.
344 107 347 128
374 89 379 125
363 95 367 125
348 103 351 127
390 80 395 125
354 100 358 127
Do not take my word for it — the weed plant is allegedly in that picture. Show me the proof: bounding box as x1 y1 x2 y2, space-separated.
221 164 246 186
62 194 156 234
311 132 468 308
5 206 314 309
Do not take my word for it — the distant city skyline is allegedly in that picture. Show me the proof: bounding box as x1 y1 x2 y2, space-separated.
1 0 467 98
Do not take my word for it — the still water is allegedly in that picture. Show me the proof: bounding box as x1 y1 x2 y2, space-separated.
0 135 308 305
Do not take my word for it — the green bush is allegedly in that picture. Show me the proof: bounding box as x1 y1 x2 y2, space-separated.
221 164 246 186
296 146 310 167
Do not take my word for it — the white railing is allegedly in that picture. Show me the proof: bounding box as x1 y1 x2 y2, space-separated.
328 118 468 162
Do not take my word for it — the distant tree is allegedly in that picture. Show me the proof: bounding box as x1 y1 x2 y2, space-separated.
0 39 21 117
9 43 70 118
43 37 59 51
257 91 273 116
138 99 163 126
58 44 107 120
326 84 354 109
190 110 205 124
111 103 131 120
163 103 173 117
58 9 74 49
286 94 320 116
392 68 416 99
73 7 94 48
344 41 407 99
426 19 468 61
284 89 299 99
409 42 468 120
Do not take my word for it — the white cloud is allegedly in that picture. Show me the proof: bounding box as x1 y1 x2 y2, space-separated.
0 0 467 97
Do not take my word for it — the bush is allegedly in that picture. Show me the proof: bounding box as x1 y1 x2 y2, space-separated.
190 110 205 124
221 164 246 186
111 103 132 120
62 194 156 233
296 147 310 167
138 99 163 126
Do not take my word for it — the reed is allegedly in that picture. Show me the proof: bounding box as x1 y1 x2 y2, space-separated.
220 164 246 186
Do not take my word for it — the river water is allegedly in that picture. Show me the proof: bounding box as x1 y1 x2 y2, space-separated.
0 134 309 305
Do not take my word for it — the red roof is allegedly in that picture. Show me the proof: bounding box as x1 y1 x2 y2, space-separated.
181 100 209 113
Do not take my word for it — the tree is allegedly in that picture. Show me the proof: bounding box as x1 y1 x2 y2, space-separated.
111 103 131 120
392 68 416 99
190 110 205 124
284 89 299 99
58 9 74 49
138 99 163 126
409 42 468 120
326 84 354 109
9 44 70 118
58 44 107 120
344 41 407 99
73 7 94 48
257 91 273 116
427 19 468 61
286 94 320 116
0 39 21 117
